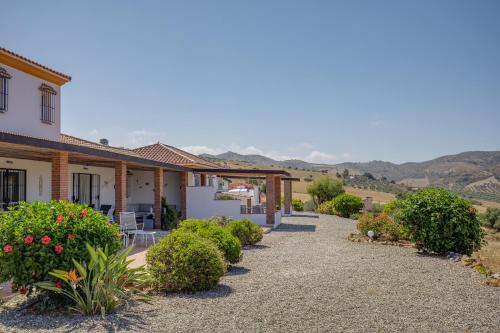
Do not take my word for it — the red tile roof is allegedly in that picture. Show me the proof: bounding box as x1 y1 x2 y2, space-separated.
133 143 219 168
60 134 142 158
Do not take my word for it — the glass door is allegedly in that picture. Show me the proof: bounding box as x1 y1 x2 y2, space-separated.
0 169 26 210
73 173 100 209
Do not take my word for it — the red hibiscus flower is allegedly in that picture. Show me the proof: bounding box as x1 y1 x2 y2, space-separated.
3 245 13 253
24 235 34 244
56 215 65 224
54 280 62 289
468 207 476 213
41 235 52 245
19 287 26 294
80 209 88 217
54 244 64 254
67 233 76 240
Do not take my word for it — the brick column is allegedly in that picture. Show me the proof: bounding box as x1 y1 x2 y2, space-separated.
154 168 164 229
200 174 207 186
114 161 127 218
266 175 276 225
51 152 69 200
180 171 188 220
274 176 281 210
284 179 292 215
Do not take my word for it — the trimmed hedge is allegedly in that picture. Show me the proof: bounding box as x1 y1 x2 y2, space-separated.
226 219 263 246
291 199 304 212
333 194 363 218
146 230 225 292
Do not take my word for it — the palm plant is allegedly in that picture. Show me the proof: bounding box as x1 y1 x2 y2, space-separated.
36 243 151 317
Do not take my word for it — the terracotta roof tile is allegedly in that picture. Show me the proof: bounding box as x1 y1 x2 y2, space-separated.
60 134 142 158
133 143 219 168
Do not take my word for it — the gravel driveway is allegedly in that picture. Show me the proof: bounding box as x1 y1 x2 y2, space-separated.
1 214 499 332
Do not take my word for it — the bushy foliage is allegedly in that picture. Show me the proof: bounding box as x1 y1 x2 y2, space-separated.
292 199 304 212
357 213 403 241
395 188 484 255
317 200 335 215
371 203 384 214
306 177 344 205
161 197 178 230
479 207 500 230
333 194 363 218
36 243 150 317
303 200 317 212
383 200 400 216
0 201 121 295
225 219 263 246
146 230 225 292
179 219 241 263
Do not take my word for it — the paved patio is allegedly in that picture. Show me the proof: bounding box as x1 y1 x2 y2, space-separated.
1 213 499 332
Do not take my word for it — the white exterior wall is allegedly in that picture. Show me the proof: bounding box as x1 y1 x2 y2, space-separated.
186 186 281 227
0 64 61 141
164 171 181 209
127 170 154 204
0 157 51 202
68 164 115 207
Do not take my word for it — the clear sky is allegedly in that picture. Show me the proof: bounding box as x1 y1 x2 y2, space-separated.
2 0 499 164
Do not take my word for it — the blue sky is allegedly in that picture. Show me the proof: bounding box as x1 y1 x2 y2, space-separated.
2 0 499 164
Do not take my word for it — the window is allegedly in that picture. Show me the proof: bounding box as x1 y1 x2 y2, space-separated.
0 169 26 211
39 83 57 124
0 67 11 113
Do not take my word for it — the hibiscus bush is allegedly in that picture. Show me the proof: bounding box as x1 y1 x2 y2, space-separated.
0 201 121 295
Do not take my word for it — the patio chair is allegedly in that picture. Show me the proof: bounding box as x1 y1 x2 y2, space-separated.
119 212 156 247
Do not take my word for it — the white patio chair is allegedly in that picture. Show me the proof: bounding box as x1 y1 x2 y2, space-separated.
119 212 156 247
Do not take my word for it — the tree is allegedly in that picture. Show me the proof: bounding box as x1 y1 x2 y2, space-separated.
342 169 349 178
363 172 375 180
99 138 109 145
335 172 341 178
306 177 344 205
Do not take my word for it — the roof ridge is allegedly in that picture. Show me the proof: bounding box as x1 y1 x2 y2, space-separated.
60 133 134 151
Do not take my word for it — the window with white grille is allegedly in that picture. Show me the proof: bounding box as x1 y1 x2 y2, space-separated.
39 83 57 124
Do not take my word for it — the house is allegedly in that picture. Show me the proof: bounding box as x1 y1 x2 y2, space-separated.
0 47 295 227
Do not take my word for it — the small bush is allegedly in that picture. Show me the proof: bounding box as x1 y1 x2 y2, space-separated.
179 219 241 263
317 200 334 215
306 177 344 205
161 197 178 230
226 219 263 246
357 213 403 241
371 203 384 214
207 216 233 227
383 200 400 215
303 200 317 212
216 193 237 200
0 201 121 295
292 199 304 212
480 207 500 230
333 194 363 218
146 230 225 292
395 188 484 255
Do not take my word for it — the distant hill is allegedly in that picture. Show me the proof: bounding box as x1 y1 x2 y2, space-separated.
200 150 500 202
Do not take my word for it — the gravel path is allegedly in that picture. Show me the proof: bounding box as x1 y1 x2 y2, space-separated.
1 214 499 332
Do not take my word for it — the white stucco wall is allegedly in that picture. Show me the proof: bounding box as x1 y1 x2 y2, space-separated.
164 171 181 209
127 170 154 204
0 64 61 141
0 157 51 202
68 164 115 207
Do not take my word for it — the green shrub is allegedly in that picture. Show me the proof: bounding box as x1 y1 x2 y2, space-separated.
161 197 178 230
383 200 400 216
207 216 234 227
0 201 121 295
395 188 484 255
292 199 304 212
306 177 344 205
371 203 384 214
216 193 237 200
480 207 500 230
317 200 334 215
146 230 225 292
179 219 241 263
357 213 403 241
333 194 363 218
36 243 150 317
226 219 263 246
303 200 317 212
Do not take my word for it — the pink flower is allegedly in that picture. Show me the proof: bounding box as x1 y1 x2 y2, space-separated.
80 209 88 217
3 245 13 253
24 235 34 244
54 244 64 254
19 287 26 294
41 235 52 245
67 233 76 240
56 215 65 224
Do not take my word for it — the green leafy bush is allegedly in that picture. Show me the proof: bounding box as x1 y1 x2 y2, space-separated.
292 199 304 212
333 194 363 218
303 200 317 212
371 203 384 214
36 243 150 317
480 207 500 230
383 200 400 216
357 213 403 241
225 219 263 246
306 177 344 205
179 219 241 263
395 188 484 255
317 200 334 215
0 201 121 295
146 230 225 292
161 197 178 230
